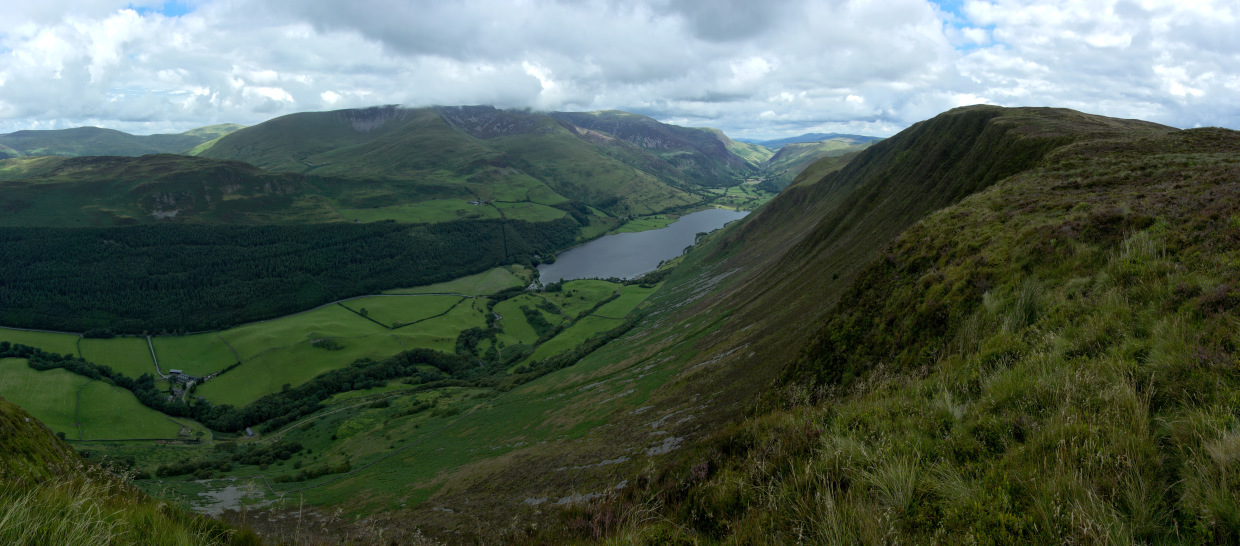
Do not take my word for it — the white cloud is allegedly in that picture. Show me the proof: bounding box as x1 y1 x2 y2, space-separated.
0 0 1235 138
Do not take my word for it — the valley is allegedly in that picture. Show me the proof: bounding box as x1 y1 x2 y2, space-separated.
4 103 1235 544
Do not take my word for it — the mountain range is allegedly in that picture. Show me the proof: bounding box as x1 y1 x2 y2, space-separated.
3 104 1236 543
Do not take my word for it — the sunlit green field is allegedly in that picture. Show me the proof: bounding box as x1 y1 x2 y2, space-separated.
384 265 528 296
593 285 656 317
338 198 502 224
151 333 238 377
77 381 184 440
197 299 489 407
613 215 677 233
339 295 464 328
0 358 87 437
494 201 567 222
78 337 156 379
0 328 79 357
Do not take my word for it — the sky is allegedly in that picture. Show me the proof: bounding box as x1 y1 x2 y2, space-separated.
0 0 1236 139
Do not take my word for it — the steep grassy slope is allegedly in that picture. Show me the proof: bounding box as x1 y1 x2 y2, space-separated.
561 124 1240 544
0 124 244 159
0 397 257 544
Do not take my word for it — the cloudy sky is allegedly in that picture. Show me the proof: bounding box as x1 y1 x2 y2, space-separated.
0 0 1236 139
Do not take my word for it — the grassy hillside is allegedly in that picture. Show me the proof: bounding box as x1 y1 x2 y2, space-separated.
0 397 258 544
556 123 1240 544
0 154 308 226
0 124 244 159
200 105 704 216
549 110 764 186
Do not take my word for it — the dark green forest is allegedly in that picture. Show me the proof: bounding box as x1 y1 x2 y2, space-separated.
0 217 579 333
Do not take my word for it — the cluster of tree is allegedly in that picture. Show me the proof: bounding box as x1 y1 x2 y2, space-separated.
272 461 351 483
519 305 557 337
154 440 303 478
2 342 136 388
455 326 498 362
0 217 580 333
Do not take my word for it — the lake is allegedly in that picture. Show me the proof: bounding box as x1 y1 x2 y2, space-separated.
537 208 749 283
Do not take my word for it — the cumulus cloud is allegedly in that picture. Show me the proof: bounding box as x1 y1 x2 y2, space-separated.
0 0 1235 138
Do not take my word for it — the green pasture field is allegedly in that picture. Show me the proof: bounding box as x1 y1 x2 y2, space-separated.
523 316 624 364
199 302 488 407
218 305 387 362
494 201 567 222
78 337 156 379
337 199 503 224
468 173 567 204
613 215 676 233
339 295 464 328
545 280 621 317
592 285 657 317
578 215 621 239
77 381 184 440
383 265 528 296
0 328 80 357
493 299 539 346
151 333 239 377
390 299 489 351
282 315 685 510
196 333 406 408
0 358 88 437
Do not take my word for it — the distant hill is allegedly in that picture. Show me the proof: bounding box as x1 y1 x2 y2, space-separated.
197 105 760 216
0 154 307 226
737 132 882 148
760 137 878 189
0 123 245 159
547 110 773 184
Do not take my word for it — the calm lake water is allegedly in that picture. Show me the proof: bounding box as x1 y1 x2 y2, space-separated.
538 208 749 283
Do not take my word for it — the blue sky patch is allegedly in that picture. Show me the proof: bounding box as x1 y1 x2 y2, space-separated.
129 1 194 18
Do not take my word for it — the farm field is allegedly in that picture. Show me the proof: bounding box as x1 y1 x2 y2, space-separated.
151 333 239 377
390 299 489 350
613 215 677 233
339 295 465 328
197 299 488 407
493 299 539 346
337 199 502 224
593 285 657 317
544 280 623 317
77 381 185 440
383 265 529 296
0 358 88 437
0 327 80 357
78 337 156 379
523 316 626 364
195 333 407 407
494 201 567 222
218 305 389 362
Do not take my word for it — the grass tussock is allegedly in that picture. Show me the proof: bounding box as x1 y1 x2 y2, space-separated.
1 397 259 545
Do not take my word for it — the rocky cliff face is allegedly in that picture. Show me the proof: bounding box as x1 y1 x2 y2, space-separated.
334 105 413 133
436 105 555 139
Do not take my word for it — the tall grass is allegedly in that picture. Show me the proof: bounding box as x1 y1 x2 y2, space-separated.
0 474 257 545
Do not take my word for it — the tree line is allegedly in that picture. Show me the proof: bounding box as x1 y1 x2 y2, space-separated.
0 217 579 333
